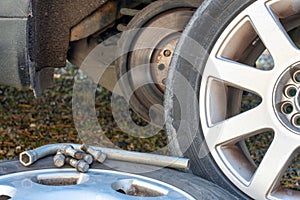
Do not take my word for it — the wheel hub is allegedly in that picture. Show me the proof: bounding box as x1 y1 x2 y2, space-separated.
152 36 178 92
117 1 197 122
274 62 300 133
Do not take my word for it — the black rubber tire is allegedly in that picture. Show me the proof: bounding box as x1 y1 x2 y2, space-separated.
0 157 237 200
165 0 256 199
117 0 202 123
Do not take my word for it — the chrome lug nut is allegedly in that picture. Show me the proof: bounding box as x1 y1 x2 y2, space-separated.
53 152 65 168
60 145 83 160
66 157 89 173
81 144 107 164
82 153 93 165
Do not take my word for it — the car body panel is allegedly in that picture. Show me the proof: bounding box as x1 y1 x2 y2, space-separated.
0 0 31 88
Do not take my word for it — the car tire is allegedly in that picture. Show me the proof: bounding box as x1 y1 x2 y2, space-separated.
165 0 300 199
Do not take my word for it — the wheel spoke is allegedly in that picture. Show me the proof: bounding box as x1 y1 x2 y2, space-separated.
206 57 271 96
205 103 270 147
247 2 299 65
249 134 299 196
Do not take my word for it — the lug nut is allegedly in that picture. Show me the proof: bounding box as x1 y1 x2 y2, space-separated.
81 144 107 164
284 85 297 98
281 102 294 114
66 157 89 173
53 152 65 168
293 70 300 83
291 114 300 127
59 145 83 160
82 153 93 165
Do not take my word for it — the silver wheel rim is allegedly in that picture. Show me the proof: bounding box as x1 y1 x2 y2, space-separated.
199 0 300 199
0 169 195 200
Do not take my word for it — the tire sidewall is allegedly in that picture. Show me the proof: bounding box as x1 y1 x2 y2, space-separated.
165 0 256 199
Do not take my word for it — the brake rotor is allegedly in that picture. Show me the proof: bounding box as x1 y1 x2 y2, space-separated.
117 0 200 124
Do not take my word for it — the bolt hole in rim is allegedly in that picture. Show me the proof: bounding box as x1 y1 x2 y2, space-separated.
112 179 167 197
0 186 16 200
275 65 300 132
0 169 195 200
284 85 297 98
32 173 90 186
293 70 300 83
0 196 11 200
280 101 294 115
291 114 300 128
199 0 300 199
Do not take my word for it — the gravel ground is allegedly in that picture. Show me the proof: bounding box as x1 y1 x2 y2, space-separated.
0 64 167 161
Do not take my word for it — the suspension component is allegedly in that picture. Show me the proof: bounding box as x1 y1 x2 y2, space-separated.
120 8 140 16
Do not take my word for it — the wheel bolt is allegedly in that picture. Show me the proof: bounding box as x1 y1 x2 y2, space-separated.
163 49 172 57
280 102 294 114
284 85 297 98
293 70 300 83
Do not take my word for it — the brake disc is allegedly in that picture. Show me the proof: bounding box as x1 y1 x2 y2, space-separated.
117 0 201 124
